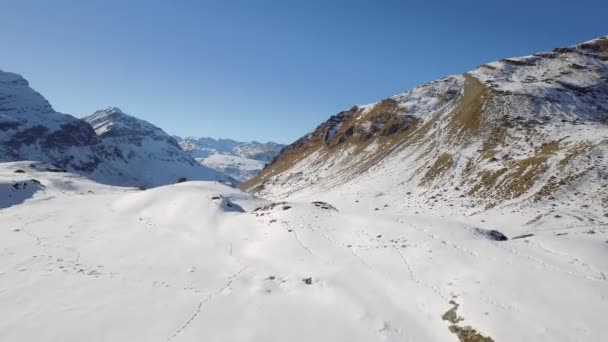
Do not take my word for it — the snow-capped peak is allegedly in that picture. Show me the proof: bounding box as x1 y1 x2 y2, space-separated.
106 106 124 113
0 68 236 188
83 108 236 187
84 107 169 141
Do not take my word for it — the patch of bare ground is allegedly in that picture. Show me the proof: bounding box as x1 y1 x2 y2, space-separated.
534 141 597 202
525 214 544 225
445 74 488 144
442 300 495 342
420 153 454 185
467 141 559 202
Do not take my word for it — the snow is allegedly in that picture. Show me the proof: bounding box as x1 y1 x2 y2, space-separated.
2 38 608 342
325 122 341 141
0 178 44 209
0 70 68 137
197 154 265 183
83 108 235 188
176 137 284 182
467 39 608 122
391 76 463 119
0 70 234 189
1 161 607 341
229 38 608 340
355 102 378 119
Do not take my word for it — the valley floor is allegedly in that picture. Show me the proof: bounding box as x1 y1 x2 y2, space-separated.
0 162 606 341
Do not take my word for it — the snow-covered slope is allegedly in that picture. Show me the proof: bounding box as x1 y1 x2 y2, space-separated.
83 108 235 188
176 136 284 182
243 37 608 224
1 161 606 341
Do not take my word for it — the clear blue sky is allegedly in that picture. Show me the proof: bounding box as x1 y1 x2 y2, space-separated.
1 0 606 143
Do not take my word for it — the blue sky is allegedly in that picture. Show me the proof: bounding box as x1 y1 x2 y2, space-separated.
1 0 606 143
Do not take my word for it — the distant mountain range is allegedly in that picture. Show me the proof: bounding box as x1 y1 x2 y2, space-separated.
174 137 284 182
0 71 234 188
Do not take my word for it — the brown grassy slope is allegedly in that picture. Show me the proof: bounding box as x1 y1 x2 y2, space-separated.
241 97 428 192
242 38 608 206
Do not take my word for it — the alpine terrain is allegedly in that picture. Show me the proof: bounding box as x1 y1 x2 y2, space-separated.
0 70 233 188
244 37 608 218
176 136 284 182
1 37 607 342
82 108 236 188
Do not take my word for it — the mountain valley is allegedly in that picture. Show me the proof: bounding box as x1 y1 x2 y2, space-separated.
1 37 607 342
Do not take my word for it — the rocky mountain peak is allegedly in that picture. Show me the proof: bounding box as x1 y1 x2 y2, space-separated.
0 70 29 86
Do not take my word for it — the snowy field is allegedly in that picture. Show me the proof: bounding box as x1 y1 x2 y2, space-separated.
1 161 607 341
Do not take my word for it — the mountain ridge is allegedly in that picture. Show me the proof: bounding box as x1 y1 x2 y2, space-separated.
175 136 284 182
242 36 608 221
0 71 234 188
83 107 235 187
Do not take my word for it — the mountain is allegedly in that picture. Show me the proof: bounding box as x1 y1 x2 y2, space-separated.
3 38 608 342
176 136 284 182
0 69 233 188
83 108 235 187
234 141 285 162
242 37 608 219
0 69 113 173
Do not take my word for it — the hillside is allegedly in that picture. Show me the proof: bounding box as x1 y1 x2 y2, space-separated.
243 37 608 224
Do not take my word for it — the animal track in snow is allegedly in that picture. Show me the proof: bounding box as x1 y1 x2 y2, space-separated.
167 265 250 341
